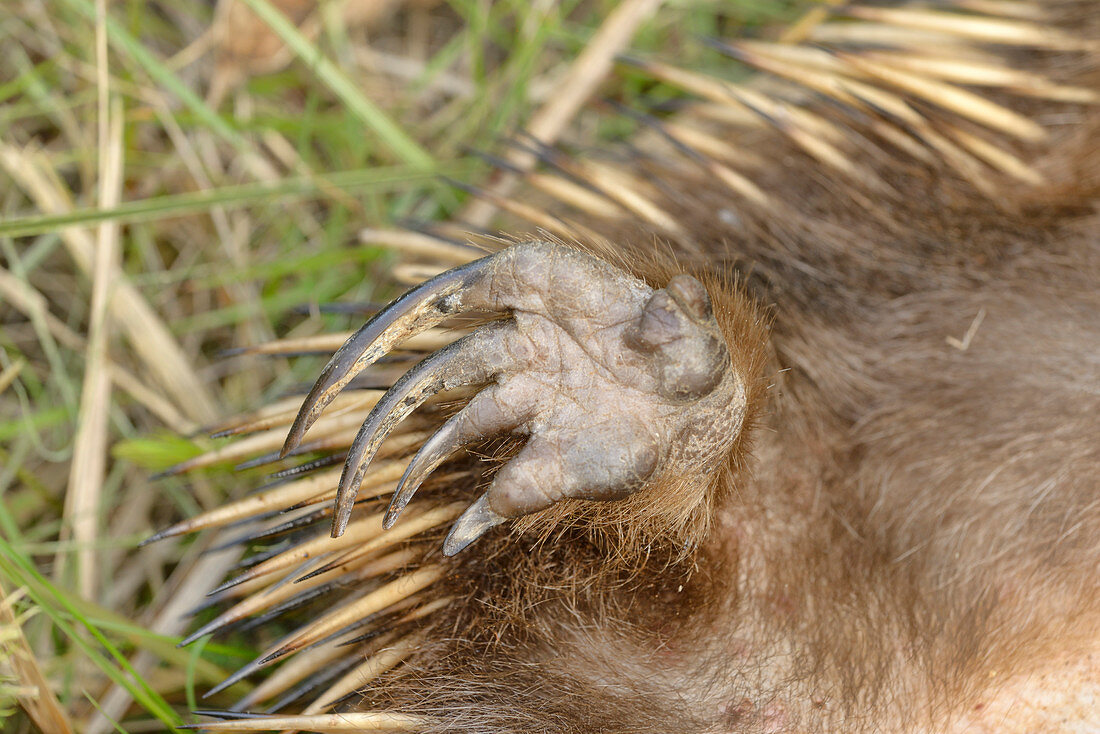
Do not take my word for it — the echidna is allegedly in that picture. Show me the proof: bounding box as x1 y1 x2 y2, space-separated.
148 1 1100 732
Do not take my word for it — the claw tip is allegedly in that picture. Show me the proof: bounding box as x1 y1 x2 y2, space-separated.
442 494 506 556
329 511 350 539
278 428 299 459
382 503 404 530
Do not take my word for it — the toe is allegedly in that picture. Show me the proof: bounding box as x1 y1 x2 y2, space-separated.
487 423 660 518
383 379 540 529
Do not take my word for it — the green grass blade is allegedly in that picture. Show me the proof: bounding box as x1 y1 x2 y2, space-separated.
0 164 468 239
0 532 182 731
57 0 246 151
238 0 435 170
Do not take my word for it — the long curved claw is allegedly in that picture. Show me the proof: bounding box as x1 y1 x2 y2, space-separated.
281 255 494 458
383 382 537 530
330 323 520 538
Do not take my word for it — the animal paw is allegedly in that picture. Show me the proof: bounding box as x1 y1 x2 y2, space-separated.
282 242 749 555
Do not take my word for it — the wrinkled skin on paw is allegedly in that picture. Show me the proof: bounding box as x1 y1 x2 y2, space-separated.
283 242 747 554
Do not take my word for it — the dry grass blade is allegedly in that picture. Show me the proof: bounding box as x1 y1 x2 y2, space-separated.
86 530 250 734
109 368 197 434
0 144 219 424
234 0 434 170
56 7 125 596
0 269 85 352
391 263 448 287
450 182 590 242
460 0 665 227
0 269 194 432
778 0 844 44
0 359 26 399
0 583 76 734
3 2 870 732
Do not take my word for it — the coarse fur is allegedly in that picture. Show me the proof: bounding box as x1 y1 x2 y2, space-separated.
171 2 1100 732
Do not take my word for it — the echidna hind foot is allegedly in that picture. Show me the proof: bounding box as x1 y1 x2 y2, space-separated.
285 241 755 557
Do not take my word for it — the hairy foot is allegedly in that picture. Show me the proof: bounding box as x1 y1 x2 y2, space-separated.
283 242 748 554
